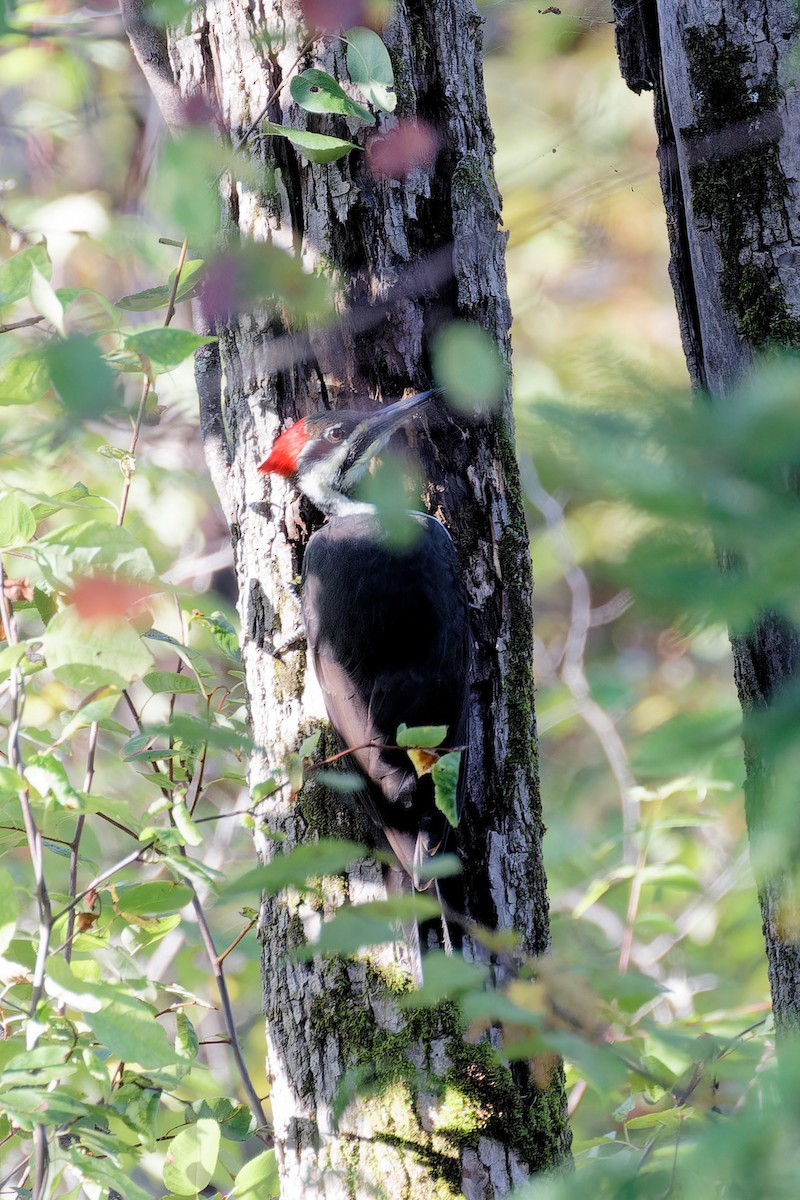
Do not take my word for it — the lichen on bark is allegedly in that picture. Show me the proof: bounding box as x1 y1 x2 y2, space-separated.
682 20 800 348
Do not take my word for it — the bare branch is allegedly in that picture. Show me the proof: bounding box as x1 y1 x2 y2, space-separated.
118 0 189 132
0 315 44 334
521 455 640 862
184 868 271 1141
0 560 51 1197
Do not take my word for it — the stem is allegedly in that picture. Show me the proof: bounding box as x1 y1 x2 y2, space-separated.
217 918 257 966
65 721 100 963
185 874 270 1139
0 561 51 1197
118 236 189 527
521 455 639 864
619 844 647 974
117 377 150 527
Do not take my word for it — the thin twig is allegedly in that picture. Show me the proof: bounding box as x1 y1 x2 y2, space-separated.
51 844 152 926
185 870 270 1139
118 236 189 526
521 456 647 973
117 376 149 527
163 237 189 328
65 721 100 963
0 315 44 334
0 562 51 1197
521 455 639 863
0 1150 31 1193
230 38 315 158
217 918 257 967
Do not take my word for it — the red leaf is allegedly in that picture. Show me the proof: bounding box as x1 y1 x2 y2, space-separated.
366 120 440 179
68 575 153 621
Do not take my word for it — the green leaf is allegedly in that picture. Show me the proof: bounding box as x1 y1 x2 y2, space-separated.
172 795 203 847
44 955 104 1011
400 950 490 1007
0 350 49 406
189 609 240 662
414 852 462 882
189 1098 256 1142
124 327 217 375
66 1147 153 1200
45 333 118 418
232 1149 279 1200
29 263 65 335
433 751 462 828
641 862 704 890
432 321 506 412
0 1086 94 1129
152 130 232 252
143 629 216 678
0 641 34 682
0 244 51 307
396 723 448 748
97 444 131 461
263 121 360 163
544 1031 630 1097
290 68 374 124
175 1010 199 1061
223 838 367 898
144 670 200 695
0 764 23 796
25 753 83 810
298 729 322 759
43 607 154 689
0 869 18 956
59 684 122 740
0 491 36 549
29 482 91 522
114 881 193 916
33 519 156 590
345 26 397 112
293 894 441 960
310 768 364 792
116 259 205 311
89 994 183 1068
162 1118 220 1195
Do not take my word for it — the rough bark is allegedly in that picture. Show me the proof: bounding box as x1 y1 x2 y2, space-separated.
124 0 570 1194
612 0 800 1032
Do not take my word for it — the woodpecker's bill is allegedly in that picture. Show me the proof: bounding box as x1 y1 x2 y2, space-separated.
259 392 470 889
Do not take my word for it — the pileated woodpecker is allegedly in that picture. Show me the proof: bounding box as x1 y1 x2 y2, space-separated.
259 392 471 889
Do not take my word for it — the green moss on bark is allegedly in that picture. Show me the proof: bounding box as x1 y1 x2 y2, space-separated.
494 417 538 796
308 964 560 1192
295 722 376 844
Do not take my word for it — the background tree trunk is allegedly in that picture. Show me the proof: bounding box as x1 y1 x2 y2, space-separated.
124 0 570 1194
612 0 800 1032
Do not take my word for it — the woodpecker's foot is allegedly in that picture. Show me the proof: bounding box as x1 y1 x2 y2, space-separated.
263 630 306 659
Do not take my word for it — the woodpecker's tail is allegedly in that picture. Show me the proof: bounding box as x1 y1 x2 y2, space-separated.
386 864 424 985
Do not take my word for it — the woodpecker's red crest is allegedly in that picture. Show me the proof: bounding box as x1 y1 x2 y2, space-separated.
258 418 312 478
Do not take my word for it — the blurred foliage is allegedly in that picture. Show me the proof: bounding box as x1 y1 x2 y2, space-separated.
0 0 792 1198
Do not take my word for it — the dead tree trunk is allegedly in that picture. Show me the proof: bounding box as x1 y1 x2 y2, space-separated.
124 0 570 1193
612 0 800 1032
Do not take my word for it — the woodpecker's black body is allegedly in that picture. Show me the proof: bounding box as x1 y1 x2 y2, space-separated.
260 393 470 888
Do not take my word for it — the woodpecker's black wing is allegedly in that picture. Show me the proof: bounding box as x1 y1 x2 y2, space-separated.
301 511 470 886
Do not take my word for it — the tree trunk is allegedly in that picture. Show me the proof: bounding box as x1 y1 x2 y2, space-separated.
612 0 800 1032
123 0 569 1194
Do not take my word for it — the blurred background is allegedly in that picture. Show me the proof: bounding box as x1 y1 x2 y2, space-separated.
0 0 770 1176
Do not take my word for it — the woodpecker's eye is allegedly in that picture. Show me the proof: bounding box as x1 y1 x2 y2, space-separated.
326 425 345 443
